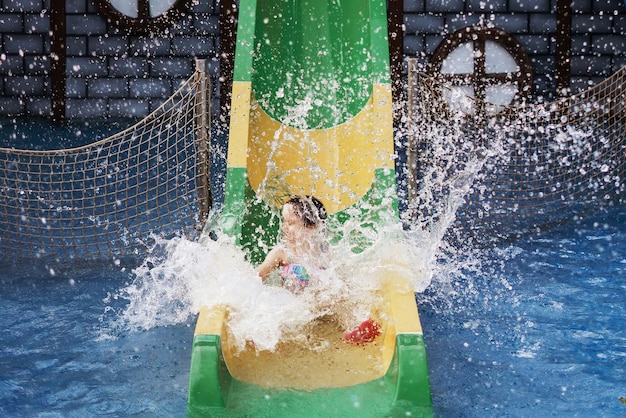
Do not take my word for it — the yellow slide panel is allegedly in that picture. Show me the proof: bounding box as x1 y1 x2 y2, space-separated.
247 84 394 213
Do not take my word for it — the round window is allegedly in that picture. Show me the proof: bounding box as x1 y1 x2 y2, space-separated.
428 26 533 116
93 0 193 33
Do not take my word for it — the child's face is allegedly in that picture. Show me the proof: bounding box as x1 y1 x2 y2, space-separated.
281 203 305 245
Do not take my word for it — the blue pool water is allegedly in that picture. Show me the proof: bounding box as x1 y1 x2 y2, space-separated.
1 118 625 417
1 205 624 417
0 264 194 416
419 206 626 417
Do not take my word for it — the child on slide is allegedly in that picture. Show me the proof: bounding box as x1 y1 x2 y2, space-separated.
257 195 380 343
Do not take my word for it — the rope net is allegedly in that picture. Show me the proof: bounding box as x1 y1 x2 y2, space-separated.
0 67 211 262
408 63 626 244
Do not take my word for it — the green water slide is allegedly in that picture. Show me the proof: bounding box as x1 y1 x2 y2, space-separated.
250 0 388 127
188 0 433 416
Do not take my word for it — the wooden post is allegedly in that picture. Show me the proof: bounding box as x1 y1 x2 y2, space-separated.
219 0 238 127
406 58 419 222
387 0 404 130
195 58 212 230
50 0 66 122
556 0 572 98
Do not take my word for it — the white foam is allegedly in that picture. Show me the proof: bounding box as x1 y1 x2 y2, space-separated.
108 219 433 351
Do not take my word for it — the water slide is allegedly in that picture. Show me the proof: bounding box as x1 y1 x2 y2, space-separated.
187 0 432 416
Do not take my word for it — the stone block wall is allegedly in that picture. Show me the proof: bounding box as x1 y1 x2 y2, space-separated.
0 0 220 118
1 0 625 118
404 0 626 100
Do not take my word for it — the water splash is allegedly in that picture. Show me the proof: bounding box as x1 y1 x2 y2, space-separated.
105 74 625 353
105 212 436 351
104 101 492 350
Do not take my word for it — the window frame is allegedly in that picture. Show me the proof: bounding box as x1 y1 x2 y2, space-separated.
428 26 533 116
93 0 193 34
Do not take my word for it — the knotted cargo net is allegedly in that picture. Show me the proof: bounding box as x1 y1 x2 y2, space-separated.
408 63 625 244
0 66 211 262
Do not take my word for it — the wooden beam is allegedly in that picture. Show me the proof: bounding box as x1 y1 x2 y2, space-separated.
50 0 66 122
556 0 572 98
219 0 238 127
195 59 212 230
387 0 404 128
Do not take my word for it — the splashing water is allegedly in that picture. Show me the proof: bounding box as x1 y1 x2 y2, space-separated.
104 100 497 352
403 81 625 317
105 75 622 358
105 212 436 352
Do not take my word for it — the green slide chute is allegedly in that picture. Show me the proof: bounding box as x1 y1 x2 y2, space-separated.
188 1 433 416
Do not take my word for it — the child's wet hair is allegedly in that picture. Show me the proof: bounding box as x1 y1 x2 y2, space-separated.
286 195 327 228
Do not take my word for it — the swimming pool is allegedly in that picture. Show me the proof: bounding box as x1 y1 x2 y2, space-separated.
1 203 624 417
1 116 625 417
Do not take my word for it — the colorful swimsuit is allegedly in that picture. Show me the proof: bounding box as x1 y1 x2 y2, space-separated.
280 263 309 293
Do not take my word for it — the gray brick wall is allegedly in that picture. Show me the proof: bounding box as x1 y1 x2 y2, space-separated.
0 0 220 118
1 0 625 118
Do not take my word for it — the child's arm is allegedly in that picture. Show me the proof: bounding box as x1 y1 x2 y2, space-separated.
257 247 287 282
